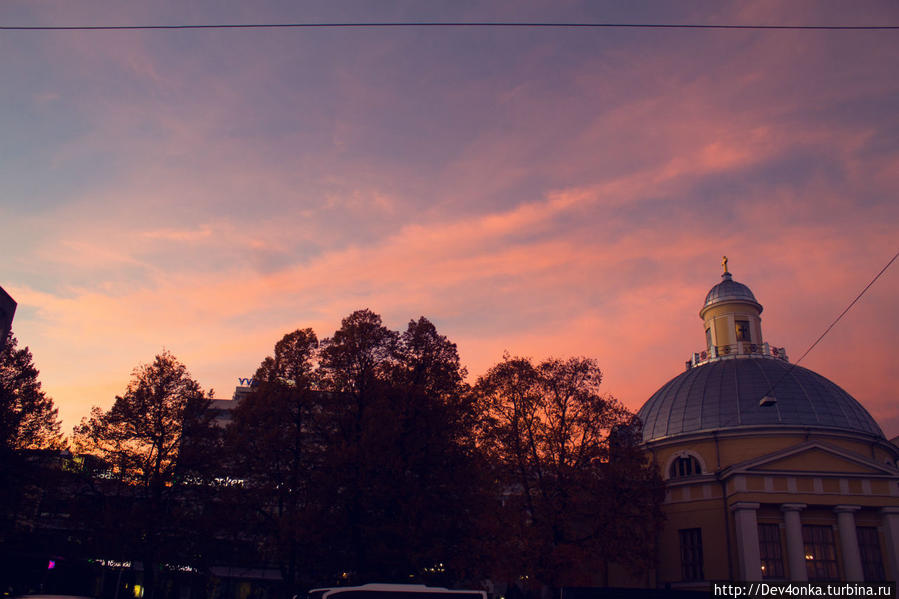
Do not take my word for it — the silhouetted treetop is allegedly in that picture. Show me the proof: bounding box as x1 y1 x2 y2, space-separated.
395 317 468 399
474 354 662 586
254 327 318 386
71 350 214 599
318 309 398 396
73 350 209 486
0 332 62 452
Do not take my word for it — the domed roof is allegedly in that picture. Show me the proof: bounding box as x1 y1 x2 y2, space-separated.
637 357 884 443
703 272 762 313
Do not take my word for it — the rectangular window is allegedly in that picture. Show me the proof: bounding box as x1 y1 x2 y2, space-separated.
735 320 751 342
857 527 885 581
705 327 712 348
679 528 704 581
803 525 839 581
758 523 785 579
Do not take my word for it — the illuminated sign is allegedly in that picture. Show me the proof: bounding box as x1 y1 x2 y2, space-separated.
237 377 258 387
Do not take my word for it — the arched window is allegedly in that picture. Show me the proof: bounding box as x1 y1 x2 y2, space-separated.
670 455 702 479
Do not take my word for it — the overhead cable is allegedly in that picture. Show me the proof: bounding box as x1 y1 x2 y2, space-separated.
760 249 899 402
2 22 899 32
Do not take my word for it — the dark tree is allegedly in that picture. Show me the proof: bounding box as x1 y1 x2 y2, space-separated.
226 328 324 594
74 351 208 488
306 311 487 585
475 355 663 588
0 332 62 453
0 332 63 558
353 317 486 584
73 351 211 598
315 310 399 581
394 317 467 399
221 312 491 589
318 309 398 398
255 328 319 385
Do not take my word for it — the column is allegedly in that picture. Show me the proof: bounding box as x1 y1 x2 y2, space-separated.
731 502 762 581
781 503 808 582
880 507 899 582
834 505 863 581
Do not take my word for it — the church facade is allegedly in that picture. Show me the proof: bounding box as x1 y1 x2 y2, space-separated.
636 262 899 588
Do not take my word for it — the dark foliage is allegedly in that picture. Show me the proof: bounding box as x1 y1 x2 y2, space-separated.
0 332 62 453
226 312 489 594
226 328 326 590
316 314 486 584
0 332 63 553
21 313 665 597
73 351 213 599
475 355 663 588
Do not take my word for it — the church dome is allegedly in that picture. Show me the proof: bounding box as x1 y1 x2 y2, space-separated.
637 353 884 443
639 258 883 444
703 272 762 313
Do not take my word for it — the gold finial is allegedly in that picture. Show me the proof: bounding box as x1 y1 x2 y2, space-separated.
722 255 728 274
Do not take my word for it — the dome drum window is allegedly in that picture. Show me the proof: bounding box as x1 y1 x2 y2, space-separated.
667 452 704 479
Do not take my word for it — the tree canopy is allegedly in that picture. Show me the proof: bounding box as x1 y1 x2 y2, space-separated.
226 312 489 592
475 355 663 587
224 314 663 591
0 332 64 557
0 332 62 453
73 350 212 599
74 350 209 488
50 311 663 596
227 328 325 590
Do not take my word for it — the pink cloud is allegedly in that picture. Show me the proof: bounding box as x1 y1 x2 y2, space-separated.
17 172 895 435
141 226 214 242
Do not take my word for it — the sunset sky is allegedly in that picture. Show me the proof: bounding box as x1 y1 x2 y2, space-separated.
2 1 898 437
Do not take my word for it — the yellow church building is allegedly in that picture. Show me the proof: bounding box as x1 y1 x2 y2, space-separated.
636 261 899 588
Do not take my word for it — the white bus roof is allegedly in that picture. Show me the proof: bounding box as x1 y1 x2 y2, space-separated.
315 584 485 598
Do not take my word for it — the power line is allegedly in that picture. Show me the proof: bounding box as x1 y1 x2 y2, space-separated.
761 249 899 401
1 22 899 32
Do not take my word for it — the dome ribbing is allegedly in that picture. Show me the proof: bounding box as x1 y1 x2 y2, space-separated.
637 358 883 443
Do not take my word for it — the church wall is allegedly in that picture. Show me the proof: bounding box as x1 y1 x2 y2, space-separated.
654 433 895 475
658 496 732 586
659 493 899 585
648 431 899 586
819 436 881 459
759 450 871 473
716 435 806 467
